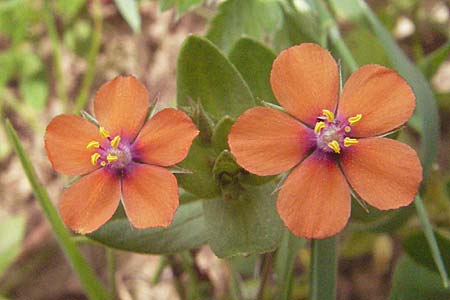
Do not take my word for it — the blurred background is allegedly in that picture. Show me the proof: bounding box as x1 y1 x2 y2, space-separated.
0 0 449 299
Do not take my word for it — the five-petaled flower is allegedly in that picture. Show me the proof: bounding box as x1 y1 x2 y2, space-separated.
228 43 422 239
45 76 199 234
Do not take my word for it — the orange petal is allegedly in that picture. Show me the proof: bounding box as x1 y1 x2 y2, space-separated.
277 152 351 239
94 76 149 140
59 169 120 234
228 107 314 176
337 65 415 137
121 164 179 229
340 137 422 210
45 114 100 176
270 43 339 126
132 108 199 167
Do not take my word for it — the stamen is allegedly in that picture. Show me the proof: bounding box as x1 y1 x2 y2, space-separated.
348 114 362 125
344 126 351 133
110 136 121 148
327 140 341 154
86 140 100 150
91 153 101 165
344 137 359 147
100 161 106 167
322 109 335 122
107 154 118 163
314 121 326 134
99 127 110 138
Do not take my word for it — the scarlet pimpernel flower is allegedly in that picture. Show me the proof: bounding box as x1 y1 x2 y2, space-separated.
45 76 199 234
228 44 422 239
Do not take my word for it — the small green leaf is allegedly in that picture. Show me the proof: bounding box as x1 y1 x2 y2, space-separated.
390 256 450 300
177 139 220 199
0 214 26 276
206 0 282 53
177 35 255 120
229 38 277 103
403 230 450 275
203 182 284 258
159 0 204 15
5 120 108 300
212 116 234 153
113 0 141 33
55 0 86 22
274 231 306 300
89 202 207 254
20 79 48 110
418 41 450 80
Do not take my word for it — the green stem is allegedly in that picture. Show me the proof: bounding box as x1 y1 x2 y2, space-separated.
106 248 117 300
44 0 69 109
256 252 274 300
310 237 337 300
73 0 103 114
151 256 169 285
414 196 449 288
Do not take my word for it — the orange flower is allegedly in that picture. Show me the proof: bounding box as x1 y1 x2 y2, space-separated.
228 44 422 239
45 76 199 234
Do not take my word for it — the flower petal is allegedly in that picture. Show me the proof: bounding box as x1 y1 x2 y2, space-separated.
94 76 149 140
340 137 422 210
337 65 415 137
270 43 339 126
59 169 120 234
277 152 351 239
228 107 315 176
132 108 199 167
122 164 179 229
45 114 100 175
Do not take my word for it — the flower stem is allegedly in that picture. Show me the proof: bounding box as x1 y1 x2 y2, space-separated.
106 248 117 300
256 252 274 300
310 237 337 300
73 0 103 114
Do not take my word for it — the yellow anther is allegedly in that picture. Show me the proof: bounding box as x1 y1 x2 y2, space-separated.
107 154 118 163
314 121 326 134
344 137 359 147
344 126 351 133
327 140 341 154
110 136 121 148
100 161 106 167
99 127 110 138
322 109 335 122
86 140 100 150
348 114 362 125
91 153 101 166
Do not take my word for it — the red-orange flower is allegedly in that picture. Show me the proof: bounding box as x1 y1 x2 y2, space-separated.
45 76 199 234
228 44 422 239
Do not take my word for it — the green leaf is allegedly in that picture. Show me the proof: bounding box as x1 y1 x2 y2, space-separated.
203 182 284 258
229 38 277 103
159 0 204 15
403 230 450 275
212 150 240 181
20 79 48 110
356 0 439 177
113 0 141 33
55 0 86 22
212 116 234 153
390 256 450 300
418 41 450 80
206 0 282 53
0 214 26 276
89 202 207 254
176 139 220 199
274 231 306 300
5 120 108 300
177 35 255 120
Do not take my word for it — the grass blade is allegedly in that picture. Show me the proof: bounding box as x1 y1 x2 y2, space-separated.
310 237 337 300
5 120 108 300
414 195 449 288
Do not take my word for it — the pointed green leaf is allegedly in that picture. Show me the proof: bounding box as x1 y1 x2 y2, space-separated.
113 0 141 33
203 182 284 258
177 35 255 120
0 214 26 276
5 120 108 300
418 41 450 80
391 256 450 300
206 0 282 53
229 38 277 103
159 0 204 15
212 116 234 153
89 202 207 254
